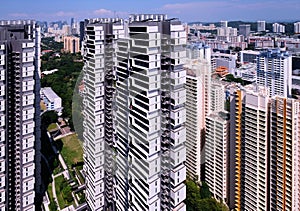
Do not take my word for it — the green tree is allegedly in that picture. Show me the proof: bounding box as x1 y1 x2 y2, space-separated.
200 182 212 199
185 179 201 210
49 201 57 211
53 158 59 169
41 111 58 129
62 186 73 202
185 178 228 211
59 180 68 191
41 51 83 128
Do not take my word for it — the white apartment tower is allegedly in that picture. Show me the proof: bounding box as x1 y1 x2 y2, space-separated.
82 18 125 211
257 21 266 32
83 14 187 211
294 22 300 34
210 81 225 112
0 20 41 210
229 85 269 210
185 44 211 181
257 49 292 97
273 23 285 33
115 14 187 211
220 21 228 28
205 111 229 203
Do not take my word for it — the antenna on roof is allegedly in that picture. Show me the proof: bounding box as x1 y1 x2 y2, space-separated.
166 18 178 21
141 18 153 22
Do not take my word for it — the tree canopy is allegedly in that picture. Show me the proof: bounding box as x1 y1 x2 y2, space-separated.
185 178 228 211
41 111 58 129
41 52 83 128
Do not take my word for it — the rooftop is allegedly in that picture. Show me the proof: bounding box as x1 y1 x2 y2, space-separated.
259 48 290 58
207 111 230 121
41 87 60 102
186 42 210 50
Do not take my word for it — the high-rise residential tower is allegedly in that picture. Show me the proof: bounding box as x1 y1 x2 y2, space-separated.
270 97 300 211
83 14 187 211
220 21 228 28
239 25 251 37
82 18 125 211
273 23 285 33
185 43 211 181
229 85 270 210
115 14 187 211
257 49 292 97
229 85 300 210
63 36 80 54
0 20 41 210
294 22 300 34
205 111 230 203
257 21 266 32
210 81 225 112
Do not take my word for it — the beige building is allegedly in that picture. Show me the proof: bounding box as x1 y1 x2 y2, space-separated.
63 36 80 53
205 111 230 203
185 45 212 181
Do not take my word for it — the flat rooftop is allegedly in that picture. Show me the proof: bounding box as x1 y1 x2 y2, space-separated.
41 87 60 102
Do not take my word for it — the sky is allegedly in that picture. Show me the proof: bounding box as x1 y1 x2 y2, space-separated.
1 0 300 23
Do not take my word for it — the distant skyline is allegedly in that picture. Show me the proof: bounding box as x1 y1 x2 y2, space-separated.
1 0 300 23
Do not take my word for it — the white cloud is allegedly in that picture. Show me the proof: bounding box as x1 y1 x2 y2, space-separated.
93 9 128 18
93 9 114 16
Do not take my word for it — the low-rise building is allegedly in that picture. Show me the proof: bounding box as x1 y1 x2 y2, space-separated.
41 87 62 114
235 63 257 82
239 50 260 64
212 52 237 75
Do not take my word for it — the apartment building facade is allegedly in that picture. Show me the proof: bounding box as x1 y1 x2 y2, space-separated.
270 97 300 210
185 52 211 181
0 20 41 210
83 14 187 211
205 111 230 203
257 49 292 98
229 85 270 210
82 18 125 211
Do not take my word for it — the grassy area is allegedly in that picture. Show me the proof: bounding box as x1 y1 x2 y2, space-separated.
53 164 63 175
47 183 53 202
60 134 83 168
74 166 85 185
55 175 74 209
47 183 58 211
55 175 66 209
48 123 58 131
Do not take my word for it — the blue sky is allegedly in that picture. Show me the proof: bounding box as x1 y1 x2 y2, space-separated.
1 0 300 23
